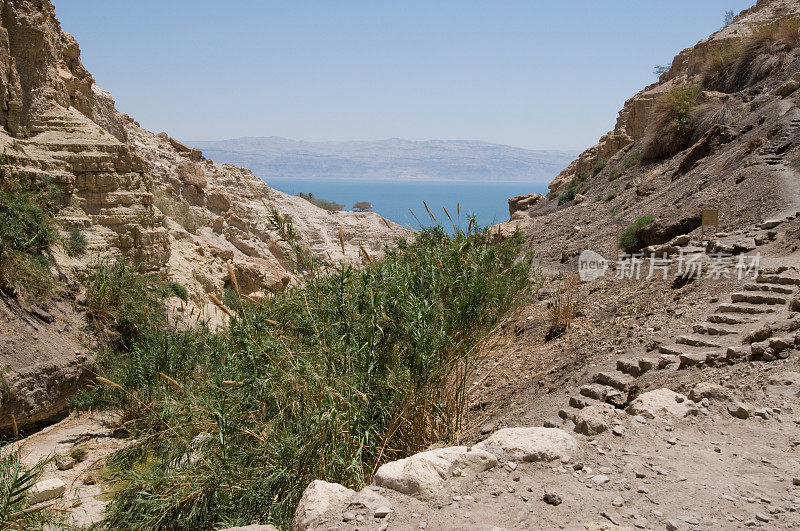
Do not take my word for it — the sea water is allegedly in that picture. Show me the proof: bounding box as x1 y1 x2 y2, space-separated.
266 179 549 231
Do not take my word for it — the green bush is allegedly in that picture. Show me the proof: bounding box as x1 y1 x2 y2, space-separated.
77 226 535 529
161 281 189 301
604 191 618 202
0 173 60 296
86 259 169 349
619 215 654 252
643 84 702 160
298 192 343 212
65 228 88 256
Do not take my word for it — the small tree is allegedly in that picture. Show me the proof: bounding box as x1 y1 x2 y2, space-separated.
723 10 735 28
352 201 372 212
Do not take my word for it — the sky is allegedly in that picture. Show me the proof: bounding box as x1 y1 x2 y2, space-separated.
55 1 755 152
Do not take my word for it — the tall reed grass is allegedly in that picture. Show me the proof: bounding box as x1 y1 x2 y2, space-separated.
75 224 535 529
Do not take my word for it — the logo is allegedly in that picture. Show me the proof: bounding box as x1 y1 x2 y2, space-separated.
578 250 608 282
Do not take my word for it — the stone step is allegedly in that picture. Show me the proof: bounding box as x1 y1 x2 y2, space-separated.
592 371 635 392
659 345 684 356
658 353 680 369
676 334 722 348
638 357 658 374
616 358 642 377
692 323 737 336
717 303 776 315
757 274 800 286
730 292 787 305
707 313 753 325
568 395 602 410
678 351 708 369
743 283 795 295
579 383 609 401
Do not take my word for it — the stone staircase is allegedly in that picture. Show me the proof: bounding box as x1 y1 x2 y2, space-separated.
559 267 800 423
759 117 800 169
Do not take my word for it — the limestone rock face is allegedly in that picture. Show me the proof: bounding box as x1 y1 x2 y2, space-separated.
0 0 408 430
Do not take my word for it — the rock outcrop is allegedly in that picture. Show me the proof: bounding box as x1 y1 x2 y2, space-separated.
0 0 408 431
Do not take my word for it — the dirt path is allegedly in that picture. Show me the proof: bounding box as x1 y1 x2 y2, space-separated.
5 412 129 527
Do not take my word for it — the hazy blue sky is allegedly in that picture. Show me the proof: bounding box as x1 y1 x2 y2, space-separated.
55 1 754 151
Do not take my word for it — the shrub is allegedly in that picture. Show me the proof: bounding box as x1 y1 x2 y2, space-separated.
557 163 605 205
352 201 372 212
77 226 535 529
702 40 744 89
161 281 188 301
65 228 88 256
642 84 702 160
750 15 800 47
689 101 736 141
298 192 343 212
620 215 655 252
546 273 580 340
604 191 618 202
86 259 169 349
0 173 60 297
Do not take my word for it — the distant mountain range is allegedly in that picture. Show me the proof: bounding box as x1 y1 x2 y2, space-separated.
188 137 577 183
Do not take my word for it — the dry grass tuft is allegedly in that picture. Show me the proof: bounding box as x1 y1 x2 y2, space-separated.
642 84 702 160
548 273 581 332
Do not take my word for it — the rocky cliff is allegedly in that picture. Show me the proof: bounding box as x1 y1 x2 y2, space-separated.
0 0 407 432
505 0 800 266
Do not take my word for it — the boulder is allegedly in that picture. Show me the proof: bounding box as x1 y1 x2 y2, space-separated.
572 403 620 436
626 389 696 419
744 325 772 344
207 188 232 212
727 401 751 419
474 427 578 462
169 136 192 153
373 446 496 498
767 372 800 386
508 193 543 216
688 382 729 402
230 257 291 294
346 488 392 516
637 212 702 248
177 161 207 189
29 478 66 505
293 480 355 531
774 78 800 98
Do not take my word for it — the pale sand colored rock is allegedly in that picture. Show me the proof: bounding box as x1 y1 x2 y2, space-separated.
473 427 578 462
374 446 497 498
626 389 697 419
293 480 356 531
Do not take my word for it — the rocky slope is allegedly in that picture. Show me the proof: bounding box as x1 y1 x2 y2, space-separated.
504 0 800 266
280 1 800 528
0 0 407 432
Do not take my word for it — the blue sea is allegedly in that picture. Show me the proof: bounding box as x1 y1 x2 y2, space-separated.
265 179 549 231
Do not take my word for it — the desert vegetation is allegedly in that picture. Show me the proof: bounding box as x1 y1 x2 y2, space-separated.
73 223 535 529
619 215 655 253
0 171 60 298
0 448 59 530
558 159 607 205
545 272 581 341
297 192 343 212
702 15 799 93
